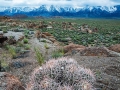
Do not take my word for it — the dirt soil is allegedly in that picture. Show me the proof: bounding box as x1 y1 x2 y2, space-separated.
71 54 120 90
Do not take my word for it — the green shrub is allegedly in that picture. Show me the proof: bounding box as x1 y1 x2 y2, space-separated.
23 38 28 44
4 44 10 50
3 29 7 33
0 59 9 71
34 47 44 66
24 44 31 50
17 42 24 47
44 43 49 49
41 39 47 43
8 45 17 59
24 30 29 35
15 47 20 53
52 48 64 58
25 34 29 38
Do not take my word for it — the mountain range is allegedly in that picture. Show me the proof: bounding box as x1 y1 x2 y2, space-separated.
0 5 120 18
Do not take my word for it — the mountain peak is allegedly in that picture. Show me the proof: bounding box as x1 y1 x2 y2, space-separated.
0 5 120 17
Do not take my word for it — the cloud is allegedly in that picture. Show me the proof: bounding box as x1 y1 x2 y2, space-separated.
0 0 120 7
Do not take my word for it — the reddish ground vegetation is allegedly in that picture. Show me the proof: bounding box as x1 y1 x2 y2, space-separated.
0 72 25 90
108 44 120 53
63 43 86 53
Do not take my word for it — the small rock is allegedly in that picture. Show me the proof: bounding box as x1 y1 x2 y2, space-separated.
10 61 31 68
65 37 72 41
4 31 24 41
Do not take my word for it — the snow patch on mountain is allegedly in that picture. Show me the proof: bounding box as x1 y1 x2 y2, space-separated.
100 6 117 13
0 7 37 12
0 5 118 13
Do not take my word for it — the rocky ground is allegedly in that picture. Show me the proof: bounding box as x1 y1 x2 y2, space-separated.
0 39 120 90
72 55 120 90
0 17 120 90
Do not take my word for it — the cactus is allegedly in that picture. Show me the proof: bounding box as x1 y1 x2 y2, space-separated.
27 57 96 90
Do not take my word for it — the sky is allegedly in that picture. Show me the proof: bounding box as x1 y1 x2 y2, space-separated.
0 0 120 7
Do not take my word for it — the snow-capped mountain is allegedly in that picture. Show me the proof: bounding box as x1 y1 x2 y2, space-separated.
0 7 37 12
0 5 120 18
